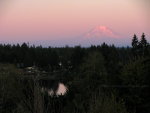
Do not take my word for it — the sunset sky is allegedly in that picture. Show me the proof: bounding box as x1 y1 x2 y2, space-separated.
0 0 150 46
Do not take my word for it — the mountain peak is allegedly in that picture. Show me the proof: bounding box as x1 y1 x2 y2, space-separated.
84 25 119 39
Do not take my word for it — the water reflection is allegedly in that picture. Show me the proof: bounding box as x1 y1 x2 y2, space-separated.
56 83 67 95
41 83 67 96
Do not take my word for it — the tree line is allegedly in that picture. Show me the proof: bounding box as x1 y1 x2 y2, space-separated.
0 33 150 113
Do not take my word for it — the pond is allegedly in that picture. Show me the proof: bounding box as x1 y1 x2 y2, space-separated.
41 83 68 96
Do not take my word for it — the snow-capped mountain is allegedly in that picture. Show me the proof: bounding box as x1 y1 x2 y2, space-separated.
84 25 120 39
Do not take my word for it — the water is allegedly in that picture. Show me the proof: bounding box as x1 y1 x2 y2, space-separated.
41 83 67 96
56 83 67 95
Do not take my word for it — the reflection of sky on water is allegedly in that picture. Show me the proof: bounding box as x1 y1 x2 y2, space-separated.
56 83 67 95
42 83 67 96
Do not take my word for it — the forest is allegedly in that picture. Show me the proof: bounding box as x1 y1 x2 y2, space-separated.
0 33 150 113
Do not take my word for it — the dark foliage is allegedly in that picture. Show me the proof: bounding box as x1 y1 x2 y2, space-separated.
0 33 150 113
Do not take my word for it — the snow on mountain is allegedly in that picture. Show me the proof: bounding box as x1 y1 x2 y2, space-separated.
84 25 120 39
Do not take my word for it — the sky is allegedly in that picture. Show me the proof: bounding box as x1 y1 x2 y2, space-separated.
0 0 150 46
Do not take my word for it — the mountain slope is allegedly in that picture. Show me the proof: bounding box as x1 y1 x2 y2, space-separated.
84 25 120 39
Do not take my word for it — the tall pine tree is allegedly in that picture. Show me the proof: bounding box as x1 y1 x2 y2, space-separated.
132 34 138 48
131 34 139 56
139 33 149 56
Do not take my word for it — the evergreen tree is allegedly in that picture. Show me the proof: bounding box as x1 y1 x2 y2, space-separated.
132 34 138 48
139 33 149 56
131 34 139 56
140 33 148 46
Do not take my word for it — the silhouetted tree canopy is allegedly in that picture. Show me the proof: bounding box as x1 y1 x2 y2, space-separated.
0 33 150 113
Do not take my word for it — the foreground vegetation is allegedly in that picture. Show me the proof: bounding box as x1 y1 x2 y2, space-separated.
0 33 150 113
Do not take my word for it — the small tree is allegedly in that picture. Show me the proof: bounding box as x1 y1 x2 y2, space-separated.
131 34 139 56
132 34 138 48
139 33 149 56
